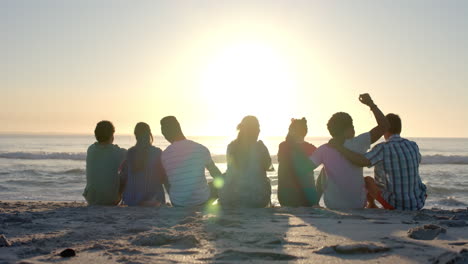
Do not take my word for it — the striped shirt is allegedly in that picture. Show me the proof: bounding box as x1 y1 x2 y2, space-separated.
120 145 167 206
365 135 427 210
161 139 212 207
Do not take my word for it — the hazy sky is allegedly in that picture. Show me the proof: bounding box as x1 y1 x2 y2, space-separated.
2 1 468 137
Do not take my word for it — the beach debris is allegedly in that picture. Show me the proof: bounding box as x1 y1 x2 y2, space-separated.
59 248 76 258
407 224 446 240
0 234 12 247
430 249 468 264
210 249 298 261
132 232 199 248
438 220 467 227
314 243 391 254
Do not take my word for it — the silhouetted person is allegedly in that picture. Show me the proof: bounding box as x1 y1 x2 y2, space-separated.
84 121 126 206
310 93 390 209
329 114 427 210
277 118 318 207
219 116 273 208
120 122 167 206
160 116 222 207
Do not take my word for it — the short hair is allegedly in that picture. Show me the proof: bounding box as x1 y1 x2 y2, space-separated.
94 121 115 143
160 116 182 135
386 113 402 134
327 112 353 138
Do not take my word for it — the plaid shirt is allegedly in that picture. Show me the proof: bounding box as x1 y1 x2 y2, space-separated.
365 135 427 210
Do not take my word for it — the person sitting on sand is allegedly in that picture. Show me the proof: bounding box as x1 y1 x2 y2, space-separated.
277 118 319 207
120 122 167 206
328 114 427 210
219 116 273 208
309 93 390 209
83 120 126 206
160 116 223 207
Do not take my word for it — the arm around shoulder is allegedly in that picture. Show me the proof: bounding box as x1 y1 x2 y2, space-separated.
333 144 371 167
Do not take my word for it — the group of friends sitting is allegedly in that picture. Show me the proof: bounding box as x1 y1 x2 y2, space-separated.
83 93 427 211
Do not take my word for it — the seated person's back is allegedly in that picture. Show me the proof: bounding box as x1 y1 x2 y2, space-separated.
311 135 369 209
366 135 426 210
162 139 211 206
121 123 166 206
278 118 318 207
84 121 126 205
363 114 426 210
160 116 222 207
311 94 390 209
219 116 272 208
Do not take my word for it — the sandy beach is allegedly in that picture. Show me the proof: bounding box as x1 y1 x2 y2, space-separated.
0 201 467 263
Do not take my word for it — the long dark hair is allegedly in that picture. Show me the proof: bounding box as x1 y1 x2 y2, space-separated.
230 116 260 166
285 118 308 142
133 122 154 172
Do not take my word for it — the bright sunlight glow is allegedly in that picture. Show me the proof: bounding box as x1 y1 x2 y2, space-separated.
198 40 298 135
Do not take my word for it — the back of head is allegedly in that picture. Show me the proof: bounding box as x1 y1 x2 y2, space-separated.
132 122 153 172
386 113 402 135
327 112 353 138
236 115 260 144
286 117 308 142
231 115 260 166
94 120 115 143
134 122 153 145
160 116 183 142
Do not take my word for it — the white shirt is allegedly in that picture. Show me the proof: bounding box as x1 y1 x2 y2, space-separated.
161 139 212 206
310 133 371 209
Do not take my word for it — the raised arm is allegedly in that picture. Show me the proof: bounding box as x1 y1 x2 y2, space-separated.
359 93 390 144
329 139 371 167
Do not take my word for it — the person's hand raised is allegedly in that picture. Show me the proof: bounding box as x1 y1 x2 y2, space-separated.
359 93 375 107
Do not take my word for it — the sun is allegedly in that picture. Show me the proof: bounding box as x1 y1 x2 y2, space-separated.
198 40 298 135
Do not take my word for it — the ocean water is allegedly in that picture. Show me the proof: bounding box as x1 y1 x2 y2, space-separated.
0 134 467 209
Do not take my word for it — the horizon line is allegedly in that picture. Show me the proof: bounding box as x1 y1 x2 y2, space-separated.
0 132 467 140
